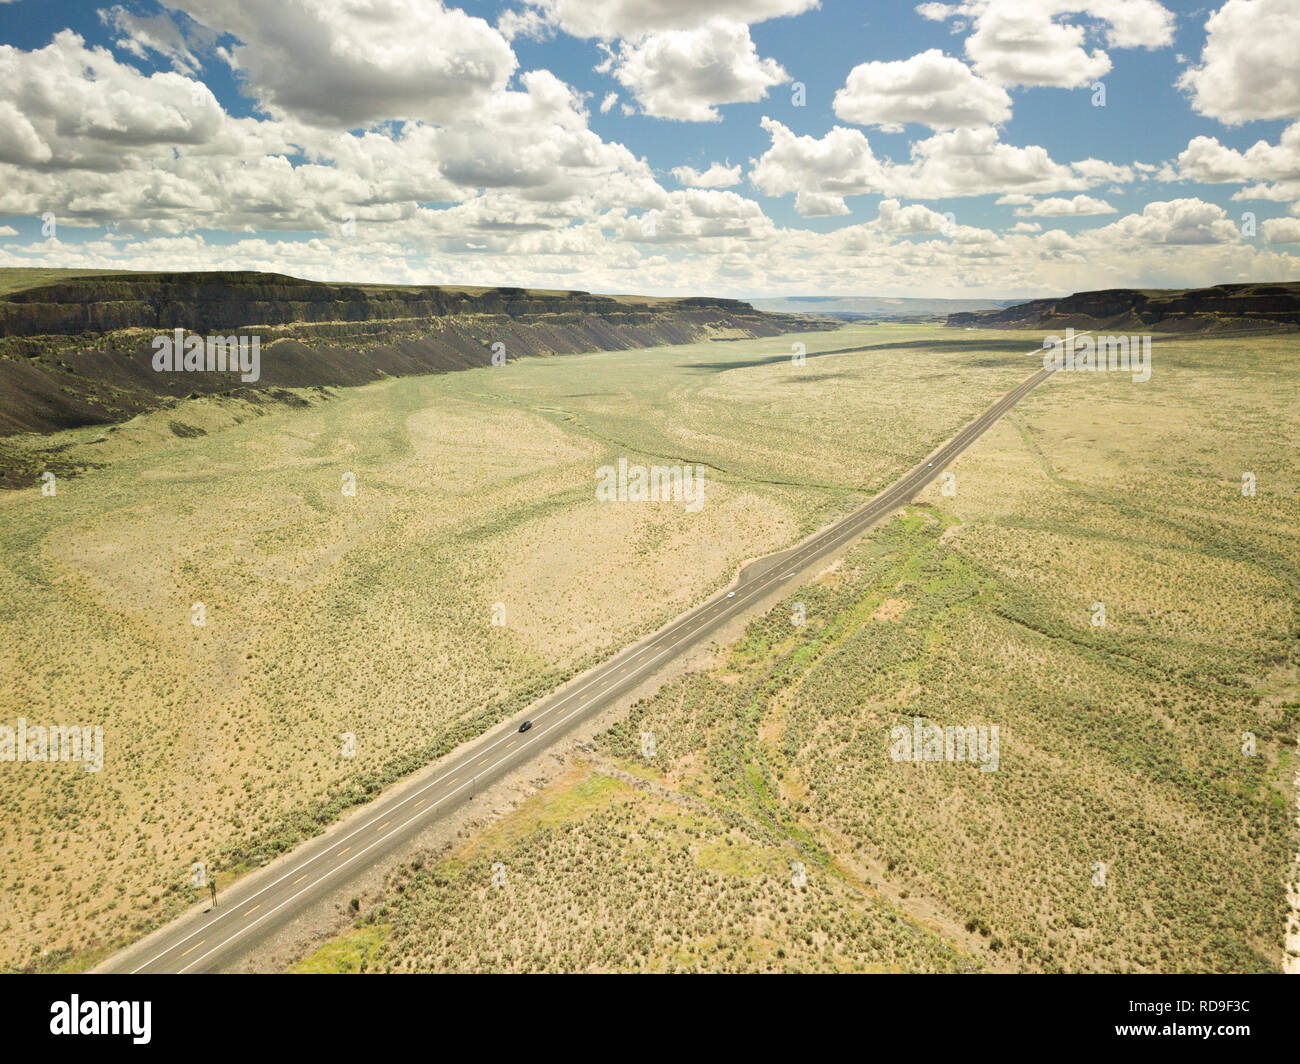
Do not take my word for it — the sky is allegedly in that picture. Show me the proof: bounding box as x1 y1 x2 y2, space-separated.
0 0 1297 298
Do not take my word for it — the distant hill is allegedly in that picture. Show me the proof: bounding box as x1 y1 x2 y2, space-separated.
752 295 1017 321
0 270 811 338
0 270 834 440
947 282 1300 332
0 267 139 298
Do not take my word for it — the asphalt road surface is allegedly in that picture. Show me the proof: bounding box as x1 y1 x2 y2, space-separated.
101 342 1061 974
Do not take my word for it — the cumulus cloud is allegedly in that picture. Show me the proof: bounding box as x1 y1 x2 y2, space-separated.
163 0 518 127
0 31 229 169
1093 198 1242 245
750 118 1118 212
0 100 51 166
1015 194 1116 216
1175 123 1300 186
1234 182 1300 205
833 49 1011 131
497 6 555 41
1178 0 1300 125
749 119 886 214
918 0 1175 89
1262 216 1300 243
4 200 1297 300
623 187 775 242
0 0 1295 298
518 2 802 123
871 198 954 234
518 0 819 40
1070 157 1135 185
100 4 210 74
1172 123 1300 217
409 75 663 222
671 162 743 187
602 20 789 120
793 191 852 217
0 29 667 236
896 126 1093 198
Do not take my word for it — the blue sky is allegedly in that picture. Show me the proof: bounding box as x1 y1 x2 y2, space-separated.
0 0 1297 297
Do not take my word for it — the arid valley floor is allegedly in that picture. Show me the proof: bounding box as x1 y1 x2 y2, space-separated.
1 323 1297 973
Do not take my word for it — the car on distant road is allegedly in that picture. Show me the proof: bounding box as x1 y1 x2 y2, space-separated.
518 721 532 733
727 591 735 598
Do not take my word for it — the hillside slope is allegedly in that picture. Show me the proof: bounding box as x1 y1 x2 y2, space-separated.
0 270 831 439
947 281 1300 332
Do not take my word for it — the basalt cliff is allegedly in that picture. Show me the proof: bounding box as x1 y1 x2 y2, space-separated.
946 282 1300 333
0 270 832 437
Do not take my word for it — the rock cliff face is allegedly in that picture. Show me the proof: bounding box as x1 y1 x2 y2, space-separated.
0 272 709 337
0 271 831 436
947 282 1300 332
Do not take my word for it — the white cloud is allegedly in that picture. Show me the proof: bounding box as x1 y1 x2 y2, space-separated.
3 203 1296 300
793 191 852 217
0 31 229 169
833 49 1011 131
1178 0 1300 125
749 118 886 215
959 140 1132 196
919 0 1175 89
871 198 954 234
164 0 518 127
623 187 775 242
0 30 669 237
1093 198 1242 245
100 4 209 74
0 99 51 166
751 119 1116 212
519 0 819 40
1262 216 1300 242
497 6 555 41
1175 123 1300 185
896 127 1092 198
426 70 665 207
1015 194 1116 216
1233 180 1300 205
0 0 1295 298
603 20 788 120
671 162 743 187
1172 123 1300 214
1070 157 1135 185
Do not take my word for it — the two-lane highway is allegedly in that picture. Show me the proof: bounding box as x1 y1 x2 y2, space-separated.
99 340 1064 974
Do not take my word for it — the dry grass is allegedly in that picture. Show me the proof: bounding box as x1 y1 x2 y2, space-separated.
0 267 138 296
302 767 975 973
331 330 1299 973
0 322 1046 970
